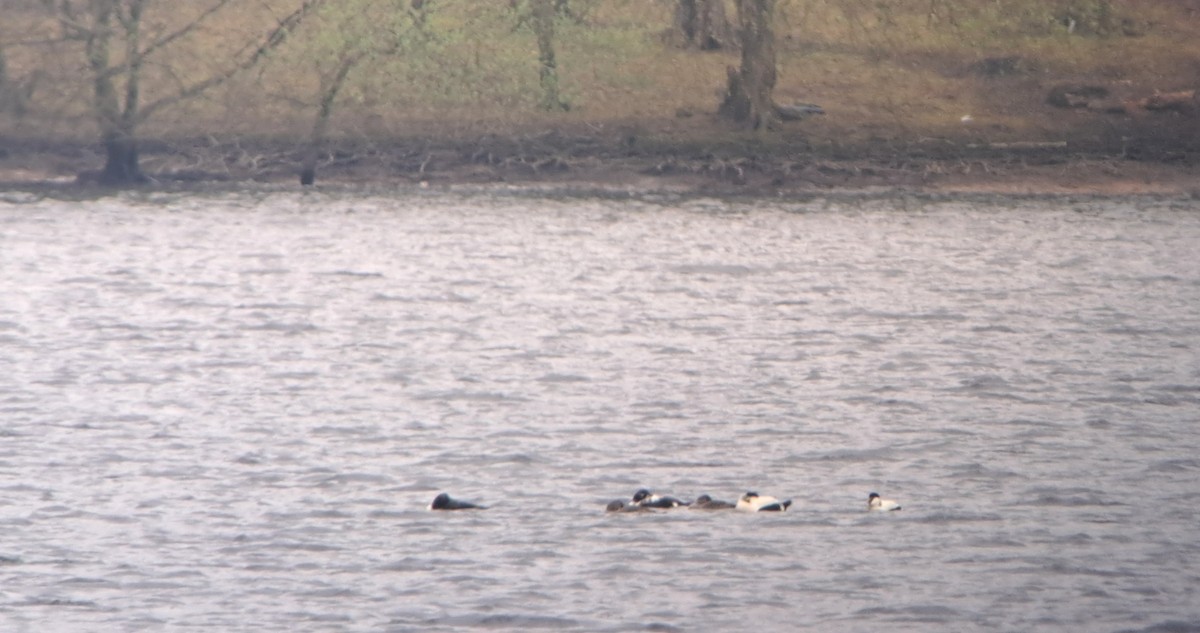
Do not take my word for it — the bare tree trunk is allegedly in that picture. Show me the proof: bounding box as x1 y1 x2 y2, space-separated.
301 53 362 185
673 0 732 50
0 47 15 115
99 128 145 185
718 0 777 130
0 43 37 117
53 0 325 186
86 0 148 185
531 0 568 111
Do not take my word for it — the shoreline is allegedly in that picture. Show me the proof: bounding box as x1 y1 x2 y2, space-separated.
1 135 1197 199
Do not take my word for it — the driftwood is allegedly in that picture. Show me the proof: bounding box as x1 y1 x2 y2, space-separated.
969 141 1068 150
775 102 824 121
1046 83 1110 109
1139 90 1197 113
1048 83 1197 115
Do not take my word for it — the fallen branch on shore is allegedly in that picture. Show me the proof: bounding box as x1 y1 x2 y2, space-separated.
967 141 1069 150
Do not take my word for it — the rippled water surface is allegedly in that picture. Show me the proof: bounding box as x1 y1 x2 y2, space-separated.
2 188 1199 632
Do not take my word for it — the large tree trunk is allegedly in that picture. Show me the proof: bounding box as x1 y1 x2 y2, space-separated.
718 0 777 130
86 0 149 185
99 128 147 185
673 0 732 50
531 0 568 111
0 47 20 116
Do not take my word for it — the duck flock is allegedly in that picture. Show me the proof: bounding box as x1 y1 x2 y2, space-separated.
429 489 902 513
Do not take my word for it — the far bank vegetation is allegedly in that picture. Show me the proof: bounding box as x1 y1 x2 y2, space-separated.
1 0 1197 183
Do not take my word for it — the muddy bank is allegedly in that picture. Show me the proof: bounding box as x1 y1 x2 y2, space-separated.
1 131 1197 197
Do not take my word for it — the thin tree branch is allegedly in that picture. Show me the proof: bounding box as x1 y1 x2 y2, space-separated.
87 0 233 87
120 0 146 128
128 0 232 69
138 0 328 122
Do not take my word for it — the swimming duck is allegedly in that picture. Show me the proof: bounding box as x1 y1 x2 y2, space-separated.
632 489 689 508
736 491 792 512
429 492 486 510
868 492 901 512
606 500 654 513
690 494 735 510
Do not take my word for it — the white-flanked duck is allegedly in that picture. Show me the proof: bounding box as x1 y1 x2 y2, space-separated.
429 492 486 510
737 491 792 512
868 492 901 512
631 488 689 508
691 494 735 510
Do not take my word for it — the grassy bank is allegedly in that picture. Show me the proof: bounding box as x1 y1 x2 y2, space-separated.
1 0 1198 187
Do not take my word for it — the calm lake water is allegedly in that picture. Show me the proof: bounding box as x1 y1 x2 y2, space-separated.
1 187 1199 632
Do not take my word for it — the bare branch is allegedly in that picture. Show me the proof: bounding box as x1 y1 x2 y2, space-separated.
130 0 232 68
138 0 328 122
90 0 233 85
57 13 104 40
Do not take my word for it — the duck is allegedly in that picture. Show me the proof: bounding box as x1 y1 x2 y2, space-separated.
690 494 735 510
868 492 901 511
631 488 689 508
606 500 654 513
737 491 792 512
429 492 486 510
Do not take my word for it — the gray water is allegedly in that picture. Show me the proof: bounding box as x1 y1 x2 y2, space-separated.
1 188 1199 633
